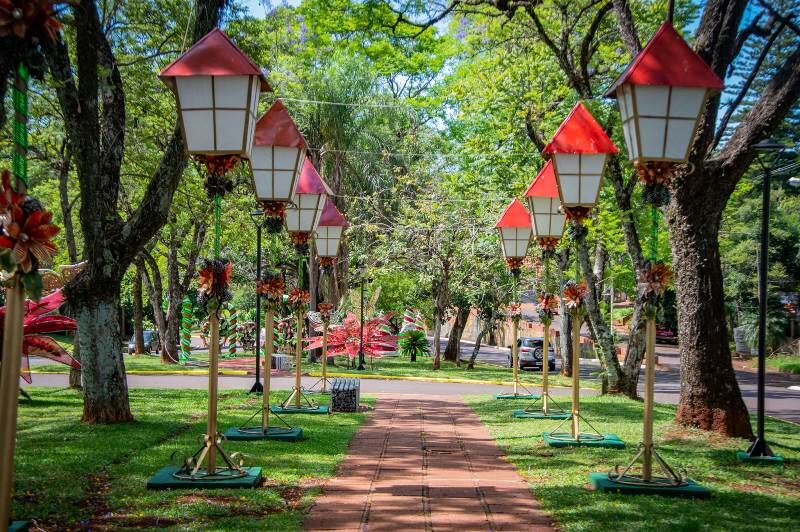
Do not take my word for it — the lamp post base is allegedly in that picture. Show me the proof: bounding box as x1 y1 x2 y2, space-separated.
146 466 262 490
588 472 710 498
495 393 539 400
513 393 570 419
8 521 29 532
271 404 330 415
249 381 264 394
736 450 784 465
224 426 303 441
543 431 626 449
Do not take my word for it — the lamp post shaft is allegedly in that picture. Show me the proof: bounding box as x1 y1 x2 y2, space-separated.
512 318 519 394
262 309 274 431
748 166 773 457
358 279 365 370
643 316 657 481
207 312 220 473
251 222 263 393
571 316 581 438
542 325 549 413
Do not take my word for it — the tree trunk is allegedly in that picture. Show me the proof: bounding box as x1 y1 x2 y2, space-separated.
574 228 621 391
133 267 144 355
667 185 753 438
555 250 573 377
467 313 494 369
74 285 133 423
619 296 647 397
432 312 442 370
444 306 469 363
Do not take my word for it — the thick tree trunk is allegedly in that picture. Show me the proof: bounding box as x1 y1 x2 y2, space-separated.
73 285 133 423
619 296 647 397
432 312 442 370
133 268 144 355
444 306 469 363
667 186 753 438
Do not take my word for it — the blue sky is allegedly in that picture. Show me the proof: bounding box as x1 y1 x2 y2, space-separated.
242 0 301 17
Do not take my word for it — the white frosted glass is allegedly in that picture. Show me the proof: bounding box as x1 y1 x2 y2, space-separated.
622 120 637 160
560 175 581 205
580 175 602 204
176 76 212 108
580 154 606 174
275 147 300 169
551 213 566 235
530 197 550 215
639 117 667 158
214 76 249 108
252 171 273 198
635 85 669 116
215 110 246 151
182 110 214 152
250 146 273 169
665 119 695 160
273 170 296 200
534 214 549 236
616 87 630 121
669 87 705 119
554 154 580 174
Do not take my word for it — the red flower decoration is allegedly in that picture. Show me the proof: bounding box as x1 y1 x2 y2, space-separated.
565 206 592 224
304 312 398 360
507 302 522 318
317 303 334 320
505 257 524 270
288 287 311 309
637 261 672 297
0 171 59 273
0 289 79 383
635 161 675 187
256 275 284 301
194 154 240 176
563 281 588 312
197 259 232 306
0 0 61 42
289 232 310 245
538 237 559 252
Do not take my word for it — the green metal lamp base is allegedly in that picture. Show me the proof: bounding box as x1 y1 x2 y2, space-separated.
543 432 626 449
513 409 571 420
588 472 710 498
146 466 262 490
271 404 330 415
735 451 784 465
8 521 29 532
495 393 540 400
223 426 303 441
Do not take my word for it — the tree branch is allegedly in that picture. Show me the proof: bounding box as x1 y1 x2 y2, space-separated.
611 0 641 57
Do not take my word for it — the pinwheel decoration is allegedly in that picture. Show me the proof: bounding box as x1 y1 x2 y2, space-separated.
256 273 284 310
0 288 79 382
287 287 311 311
562 281 588 315
304 312 398 361
197 258 232 311
637 261 673 298
538 293 559 325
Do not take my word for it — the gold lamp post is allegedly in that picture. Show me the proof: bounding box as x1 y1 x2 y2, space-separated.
493 199 536 400
148 28 267 488
515 160 570 419
540 103 624 449
589 20 721 495
309 198 348 393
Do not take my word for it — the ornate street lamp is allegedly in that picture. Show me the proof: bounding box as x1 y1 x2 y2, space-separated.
493 199 535 400
604 22 723 203
149 28 267 488
310 198 348 392
543 101 618 222
250 99 307 231
276 157 331 413
516 161 569 420
590 20 721 497
159 28 268 158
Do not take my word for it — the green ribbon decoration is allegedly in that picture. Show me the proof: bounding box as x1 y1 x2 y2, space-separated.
213 193 222 259
12 62 29 192
649 205 659 262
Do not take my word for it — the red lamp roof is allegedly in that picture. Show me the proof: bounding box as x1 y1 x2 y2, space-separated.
605 22 723 96
318 197 348 227
494 199 532 229
159 28 270 91
296 157 332 195
254 99 307 148
543 102 618 155
524 160 559 198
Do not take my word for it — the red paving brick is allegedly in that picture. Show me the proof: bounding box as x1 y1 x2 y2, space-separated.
304 395 554 532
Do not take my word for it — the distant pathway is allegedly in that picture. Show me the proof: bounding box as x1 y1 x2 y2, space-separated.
304 395 553 531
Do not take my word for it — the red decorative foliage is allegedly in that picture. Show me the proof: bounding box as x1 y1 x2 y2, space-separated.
635 161 676 186
0 0 61 42
194 154 240 176
538 237 559 252
563 281 588 312
564 206 592 224
288 287 311 309
304 312 398 360
289 231 310 245
0 289 79 383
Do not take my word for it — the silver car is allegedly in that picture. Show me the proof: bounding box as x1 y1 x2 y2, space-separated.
509 337 556 371
127 330 160 354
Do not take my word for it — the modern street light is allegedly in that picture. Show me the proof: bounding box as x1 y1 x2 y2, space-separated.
357 274 373 371
739 138 790 464
249 211 264 394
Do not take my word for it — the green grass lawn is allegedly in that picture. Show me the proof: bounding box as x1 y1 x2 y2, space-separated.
12 388 371 530
768 354 800 374
466 394 800 531
306 355 590 388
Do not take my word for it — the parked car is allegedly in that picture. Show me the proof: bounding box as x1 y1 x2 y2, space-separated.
128 330 160 354
508 337 556 371
656 324 678 344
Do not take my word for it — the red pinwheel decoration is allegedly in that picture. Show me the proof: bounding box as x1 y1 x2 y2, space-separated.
197 259 232 310
0 288 79 382
563 281 588 315
304 312 398 361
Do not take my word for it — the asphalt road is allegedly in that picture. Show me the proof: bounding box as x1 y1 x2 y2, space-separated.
441 337 800 424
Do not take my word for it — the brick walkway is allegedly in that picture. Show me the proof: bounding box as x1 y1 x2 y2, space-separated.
304 395 553 531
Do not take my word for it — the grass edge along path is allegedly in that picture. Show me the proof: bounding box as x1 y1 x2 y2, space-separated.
466 394 800 532
13 387 372 530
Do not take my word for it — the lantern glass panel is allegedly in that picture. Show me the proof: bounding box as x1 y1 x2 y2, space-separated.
500 227 531 258
639 117 666 158
664 119 696 159
669 87 705 118
182 111 214 152
316 226 343 257
286 193 324 233
250 146 303 203
216 110 247 151
634 85 669 115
